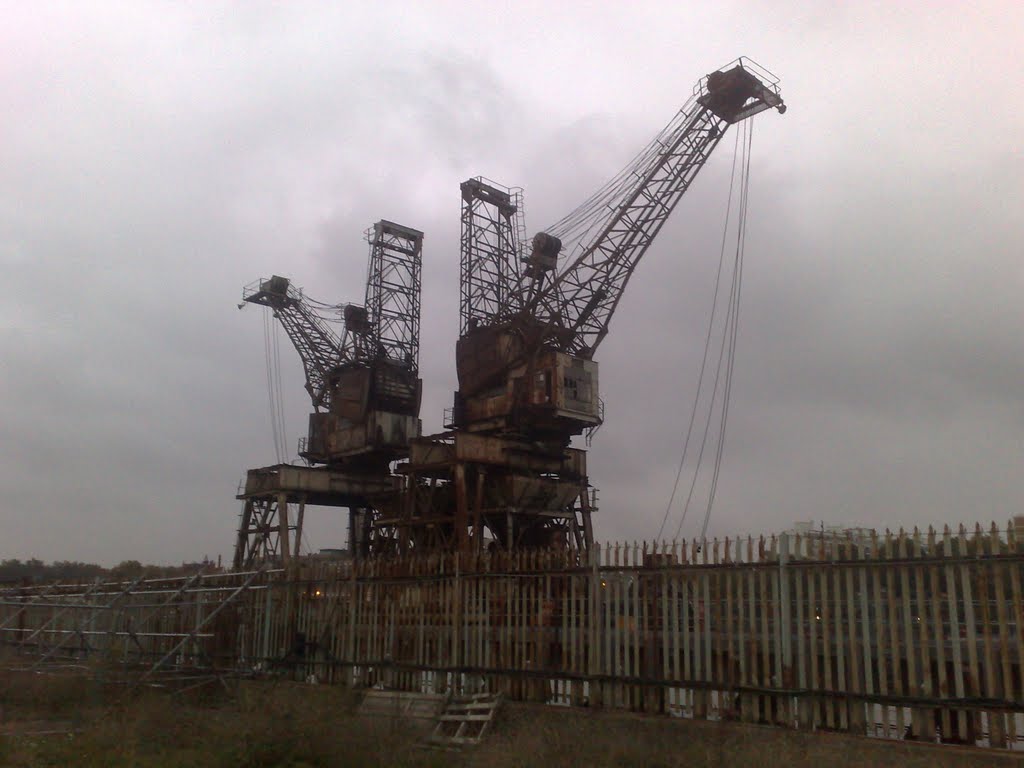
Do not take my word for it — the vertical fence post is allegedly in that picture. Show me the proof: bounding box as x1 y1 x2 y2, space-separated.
347 560 358 688
453 551 462 695
589 546 603 709
857 533 875 736
778 533 793 727
261 580 273 672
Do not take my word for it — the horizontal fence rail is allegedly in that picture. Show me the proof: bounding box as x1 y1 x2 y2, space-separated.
1 522 1022 750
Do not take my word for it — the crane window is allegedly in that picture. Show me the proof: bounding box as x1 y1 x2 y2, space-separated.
563 376 579 402
562 372 591 408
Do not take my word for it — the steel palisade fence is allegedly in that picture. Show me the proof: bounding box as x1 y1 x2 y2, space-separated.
1 521 1022 751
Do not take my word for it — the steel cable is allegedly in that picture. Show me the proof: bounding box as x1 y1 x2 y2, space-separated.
655 127 741 542
263 310 283 463
546 96 700 256
272 322 288 461
662 118 754 543
699 119 754 543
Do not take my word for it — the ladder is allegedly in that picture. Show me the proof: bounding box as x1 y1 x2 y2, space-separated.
428 692 503 748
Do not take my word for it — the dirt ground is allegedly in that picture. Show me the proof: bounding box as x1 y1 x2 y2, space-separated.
473 703 1024 768
0 671 1020 767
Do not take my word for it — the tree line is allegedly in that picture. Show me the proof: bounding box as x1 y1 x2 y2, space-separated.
0 557 221 585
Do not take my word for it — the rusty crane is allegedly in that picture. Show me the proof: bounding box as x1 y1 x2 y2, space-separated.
380 58 785 555
233 221 423 568
233 58 784 565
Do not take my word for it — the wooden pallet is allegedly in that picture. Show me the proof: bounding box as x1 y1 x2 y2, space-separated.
428 692 502 748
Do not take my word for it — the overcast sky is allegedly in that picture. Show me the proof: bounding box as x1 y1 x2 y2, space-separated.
2 2 1021 565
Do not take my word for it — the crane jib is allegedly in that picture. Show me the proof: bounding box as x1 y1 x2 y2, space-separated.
241 220 425 468
524 59 784 358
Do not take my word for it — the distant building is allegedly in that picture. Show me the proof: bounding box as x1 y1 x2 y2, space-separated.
315 548 352 561
781 521 877 559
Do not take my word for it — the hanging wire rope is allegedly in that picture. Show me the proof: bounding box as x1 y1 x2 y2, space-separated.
304 295 347 319
261 307 291 463
679 119 753 543
655 128 742 542
545 95 701 257
699 119 754 543
660 117 754 543
263 310 283 463
547 99 692 238
272 321 288 461
672 251 736 542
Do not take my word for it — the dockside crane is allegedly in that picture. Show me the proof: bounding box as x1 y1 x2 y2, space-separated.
233 221 424 567
454 59 784 445
386 58 785 555
231 58 784 563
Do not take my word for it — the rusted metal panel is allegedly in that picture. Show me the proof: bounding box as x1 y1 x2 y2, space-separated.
463 392 513 425
324 412 420 456
456 325 524 397
240 464 396 503
305 411 422 462
454 433 575 475
564 448 586 478
331 367 372 422
409 437 455 466
504 476 580 512
456 336 600 436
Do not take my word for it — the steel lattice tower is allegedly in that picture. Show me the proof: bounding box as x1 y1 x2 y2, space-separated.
459 178 527 334
364 220 424 372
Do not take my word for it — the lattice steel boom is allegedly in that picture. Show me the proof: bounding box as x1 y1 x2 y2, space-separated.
241 276 346 410
527 58 785 359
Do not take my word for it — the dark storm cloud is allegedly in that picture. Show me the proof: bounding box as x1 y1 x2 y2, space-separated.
1 2 1021 563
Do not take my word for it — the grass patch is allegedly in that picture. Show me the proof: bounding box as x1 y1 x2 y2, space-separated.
1 672 445 768
1 666 1020 767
